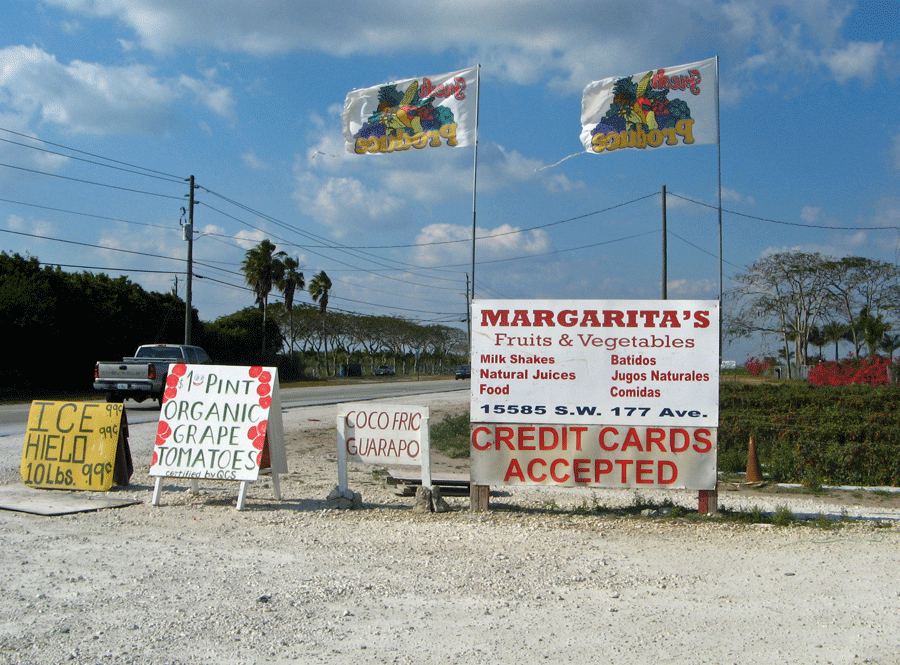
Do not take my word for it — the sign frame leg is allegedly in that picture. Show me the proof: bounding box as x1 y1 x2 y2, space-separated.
151 477 163 506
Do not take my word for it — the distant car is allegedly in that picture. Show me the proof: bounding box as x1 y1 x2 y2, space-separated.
374 365 395 376
455 365 471 380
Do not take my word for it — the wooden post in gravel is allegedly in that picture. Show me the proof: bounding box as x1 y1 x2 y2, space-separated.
470 484 490 512
698 488 718 515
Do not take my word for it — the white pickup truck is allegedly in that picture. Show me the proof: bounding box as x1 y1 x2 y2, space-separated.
93 344 211 403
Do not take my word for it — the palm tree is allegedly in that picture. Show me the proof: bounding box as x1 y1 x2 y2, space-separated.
879 333 900 361
241 239 286 360
806 326 826 363
276 257 304 359
820 321 847 361
308 270 332 376
859 308 889 356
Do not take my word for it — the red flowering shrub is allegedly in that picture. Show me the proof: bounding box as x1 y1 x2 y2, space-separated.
744 356 776 376
808 356 895 387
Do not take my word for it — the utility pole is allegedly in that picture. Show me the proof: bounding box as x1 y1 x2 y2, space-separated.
183 175 196 345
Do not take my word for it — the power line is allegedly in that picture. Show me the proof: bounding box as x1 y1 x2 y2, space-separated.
0 196 174 230
0 227 237 279
199 191 465 281
338 192 660 249
443 230 660 268
0 161 183 200
330 293 460 316
0 125 183 181
669 191 900 232
0 135 184 185
198 199 463 290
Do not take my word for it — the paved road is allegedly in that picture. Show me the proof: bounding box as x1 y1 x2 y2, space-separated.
0 379 469 479
0 378 468 431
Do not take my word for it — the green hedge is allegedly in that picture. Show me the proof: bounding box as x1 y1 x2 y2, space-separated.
719 383 900 487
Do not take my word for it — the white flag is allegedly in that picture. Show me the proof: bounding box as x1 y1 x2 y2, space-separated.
581 58 717 154
342 66 478 155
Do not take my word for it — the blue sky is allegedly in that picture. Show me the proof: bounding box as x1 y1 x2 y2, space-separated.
1 0 898 363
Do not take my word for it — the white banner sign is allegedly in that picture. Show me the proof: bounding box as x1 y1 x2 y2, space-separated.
471 423 717 490
471 299 719 427
342 66 478 155
580 57 718 154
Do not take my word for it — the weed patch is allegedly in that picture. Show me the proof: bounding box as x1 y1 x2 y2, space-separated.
430 412 471 459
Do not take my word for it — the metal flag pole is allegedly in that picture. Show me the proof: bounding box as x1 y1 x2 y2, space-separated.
716 55 723 361
470 64 481 312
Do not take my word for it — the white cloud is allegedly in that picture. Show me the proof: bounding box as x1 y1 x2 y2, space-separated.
823 41 884 83
291 168 404 237
295 97 579 235
413 221 551 269
41 0 875 94
241 152 269 170
61 20 81 35
666 278 718 298
234 229 268 249
5 213 56 239
722 187 755 206
178 74 234 116
0 45 231 135
800 206 822 223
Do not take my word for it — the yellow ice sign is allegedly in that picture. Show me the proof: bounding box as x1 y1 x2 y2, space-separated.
21 401 131 491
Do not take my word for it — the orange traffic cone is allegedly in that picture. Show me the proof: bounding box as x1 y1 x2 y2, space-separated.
745 436 763 483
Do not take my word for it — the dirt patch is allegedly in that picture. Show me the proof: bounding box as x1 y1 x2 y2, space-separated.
720 480 900 512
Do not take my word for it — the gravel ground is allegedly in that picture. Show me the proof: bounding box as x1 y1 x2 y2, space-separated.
2 392 900 665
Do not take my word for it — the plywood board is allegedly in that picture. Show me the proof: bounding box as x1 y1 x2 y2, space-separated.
0 485 138 516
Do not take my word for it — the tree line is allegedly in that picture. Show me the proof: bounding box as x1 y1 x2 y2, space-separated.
0 250 466 397
239 239 467 378
725 252 900 375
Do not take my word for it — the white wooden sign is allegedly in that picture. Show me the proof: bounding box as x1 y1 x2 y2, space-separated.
471 299 719 427
471 423 717 490
149 364 287 510
336 403 430 490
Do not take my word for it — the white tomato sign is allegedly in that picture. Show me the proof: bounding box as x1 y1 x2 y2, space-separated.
150 365 286 482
